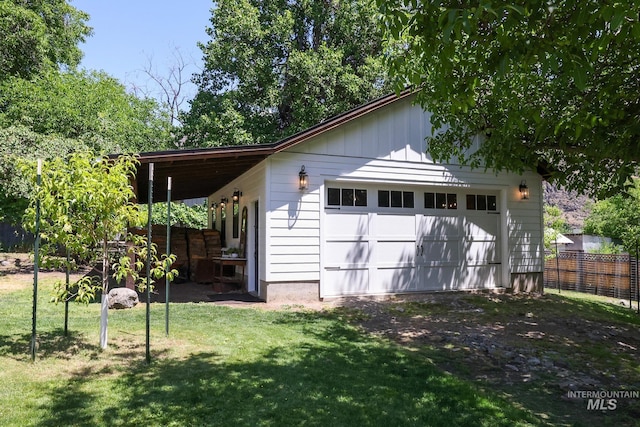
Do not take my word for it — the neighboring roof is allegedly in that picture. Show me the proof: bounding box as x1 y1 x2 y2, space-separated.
133 90 414 203
551 233 574 245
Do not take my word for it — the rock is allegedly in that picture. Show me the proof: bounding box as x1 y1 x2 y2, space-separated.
527 357 541 366
0 260 9 266
108 287 139 309
428 334 446 343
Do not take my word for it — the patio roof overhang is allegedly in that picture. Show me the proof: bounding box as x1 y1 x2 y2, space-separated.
133 144 275 203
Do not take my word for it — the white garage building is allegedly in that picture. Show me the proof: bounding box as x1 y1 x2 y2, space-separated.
136 92 544 302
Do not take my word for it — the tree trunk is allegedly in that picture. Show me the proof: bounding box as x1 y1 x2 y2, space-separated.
100 237 109 349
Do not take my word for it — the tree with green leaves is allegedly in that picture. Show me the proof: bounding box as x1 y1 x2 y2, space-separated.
0 1 173 224
0 71 171 224
584 179 640 252
180 0 390 147
0 70 174 224
20 153 177 349
0 0 91 80
0 70 172 153
378 1 640 197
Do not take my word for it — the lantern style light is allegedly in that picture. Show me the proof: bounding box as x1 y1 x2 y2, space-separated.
519 180 529 200
220 197 228 208
299 165 308 191
232 189 242 202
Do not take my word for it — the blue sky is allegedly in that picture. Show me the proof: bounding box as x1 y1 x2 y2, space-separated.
73 0 212 100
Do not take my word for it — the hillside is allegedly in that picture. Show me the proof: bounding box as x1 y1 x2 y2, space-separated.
543 182 594 232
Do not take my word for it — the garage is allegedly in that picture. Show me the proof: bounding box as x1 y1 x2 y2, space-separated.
135 92 543 302
322 185 502 297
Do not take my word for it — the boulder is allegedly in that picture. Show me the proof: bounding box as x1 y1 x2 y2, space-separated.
107 287 139 309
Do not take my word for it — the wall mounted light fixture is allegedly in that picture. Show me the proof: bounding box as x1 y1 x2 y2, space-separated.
519 180 529 200
220 197 228 208
299 165 308 191
232 189 242 202
210 202 218 211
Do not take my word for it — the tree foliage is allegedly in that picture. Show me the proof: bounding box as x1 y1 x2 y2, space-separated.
0 70 172 153
584 180 640 251
180 0 390 147
0 2 175 225
378 1 640 197
144 201 208 229
0 70 173 224
0 125 85 223
0 0 91 79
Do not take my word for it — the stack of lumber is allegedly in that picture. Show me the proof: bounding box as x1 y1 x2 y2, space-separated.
129 226 223 283
186 228 207 258
203 229 222 258
151 225 168 254
171 227 189 266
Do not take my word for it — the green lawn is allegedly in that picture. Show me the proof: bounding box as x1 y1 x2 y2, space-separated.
0 277 543 427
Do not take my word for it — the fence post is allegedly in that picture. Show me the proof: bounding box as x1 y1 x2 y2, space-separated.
555 241 561 293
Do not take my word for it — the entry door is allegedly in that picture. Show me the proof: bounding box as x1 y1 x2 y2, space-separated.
252 200 259 294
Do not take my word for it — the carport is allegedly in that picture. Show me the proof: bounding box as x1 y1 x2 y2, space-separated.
131 144 274 203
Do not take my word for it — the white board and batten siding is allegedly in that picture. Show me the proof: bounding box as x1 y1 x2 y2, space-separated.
265 157 322 283
265 95 543 297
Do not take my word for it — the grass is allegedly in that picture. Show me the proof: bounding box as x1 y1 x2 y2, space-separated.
0 276 544 426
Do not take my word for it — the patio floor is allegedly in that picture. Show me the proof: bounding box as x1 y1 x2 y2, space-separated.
141 279 264 306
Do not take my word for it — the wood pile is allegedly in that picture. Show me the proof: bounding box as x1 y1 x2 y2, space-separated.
203 229 222 258
129 226 222 283
170 227 189 269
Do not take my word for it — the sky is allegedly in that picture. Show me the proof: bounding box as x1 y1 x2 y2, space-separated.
73 0 213 101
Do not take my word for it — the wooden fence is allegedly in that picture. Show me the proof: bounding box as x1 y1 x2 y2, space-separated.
544 252 640 301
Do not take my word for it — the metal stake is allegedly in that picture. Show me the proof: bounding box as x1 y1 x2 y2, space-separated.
31 159 42 361
165 177 171 336
64 246 70 336
146 163 154 364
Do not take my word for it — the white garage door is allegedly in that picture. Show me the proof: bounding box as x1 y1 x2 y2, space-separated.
322 188 502 297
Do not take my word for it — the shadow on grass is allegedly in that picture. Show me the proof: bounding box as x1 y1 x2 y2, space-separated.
0 329 101 360
35 314 540 427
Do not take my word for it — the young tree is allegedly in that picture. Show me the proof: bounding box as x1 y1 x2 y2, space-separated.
378 1 640 197
20 152 176 349
180 0 390 147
